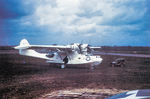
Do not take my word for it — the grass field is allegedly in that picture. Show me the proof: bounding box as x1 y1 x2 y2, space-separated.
0 47 150 98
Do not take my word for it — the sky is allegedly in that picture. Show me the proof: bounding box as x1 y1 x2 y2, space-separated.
0 0 150 46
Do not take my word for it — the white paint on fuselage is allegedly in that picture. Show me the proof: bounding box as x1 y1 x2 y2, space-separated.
16 39 103 66
66 51 102 65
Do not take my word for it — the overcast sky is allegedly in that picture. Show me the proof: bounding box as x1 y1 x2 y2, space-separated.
0 0 150 46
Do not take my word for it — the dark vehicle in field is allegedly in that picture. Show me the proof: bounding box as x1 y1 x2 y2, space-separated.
111 58 125 67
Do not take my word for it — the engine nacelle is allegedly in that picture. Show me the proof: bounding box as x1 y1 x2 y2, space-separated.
70 43 80 51
70 43 91 55
79 44 88 52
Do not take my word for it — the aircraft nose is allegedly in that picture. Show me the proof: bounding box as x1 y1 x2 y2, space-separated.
100 58 103 62
93 58 102 66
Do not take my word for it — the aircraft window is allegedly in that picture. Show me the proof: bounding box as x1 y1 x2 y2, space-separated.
86 56 91 61
96 56 100 58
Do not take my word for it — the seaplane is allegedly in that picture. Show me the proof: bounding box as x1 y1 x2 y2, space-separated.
14 39 103 69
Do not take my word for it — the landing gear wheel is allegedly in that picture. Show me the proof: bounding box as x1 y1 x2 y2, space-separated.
61 64 65 69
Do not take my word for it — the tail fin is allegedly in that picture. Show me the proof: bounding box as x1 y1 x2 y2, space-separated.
20 39 30 46
14 39 49 59
14 39 30 49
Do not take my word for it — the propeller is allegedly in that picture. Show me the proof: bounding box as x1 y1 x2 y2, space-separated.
78 44 92 54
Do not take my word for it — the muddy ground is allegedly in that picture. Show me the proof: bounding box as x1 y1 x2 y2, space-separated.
0 48 150 99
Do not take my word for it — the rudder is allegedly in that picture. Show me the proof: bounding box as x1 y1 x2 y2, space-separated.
20 39 30 46
14 39 30 50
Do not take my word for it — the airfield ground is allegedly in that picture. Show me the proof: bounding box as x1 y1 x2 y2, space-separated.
0 47 150 99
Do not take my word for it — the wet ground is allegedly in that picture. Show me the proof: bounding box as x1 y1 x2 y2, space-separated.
0 49 150 99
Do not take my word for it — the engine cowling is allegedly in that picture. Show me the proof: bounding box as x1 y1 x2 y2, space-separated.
70 43 92 54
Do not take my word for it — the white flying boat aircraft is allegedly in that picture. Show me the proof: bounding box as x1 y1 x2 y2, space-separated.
14 39 103 69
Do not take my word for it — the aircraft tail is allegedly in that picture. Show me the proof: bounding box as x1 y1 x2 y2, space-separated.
14 39 49 59
14 39 30 49
20 39 30 46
